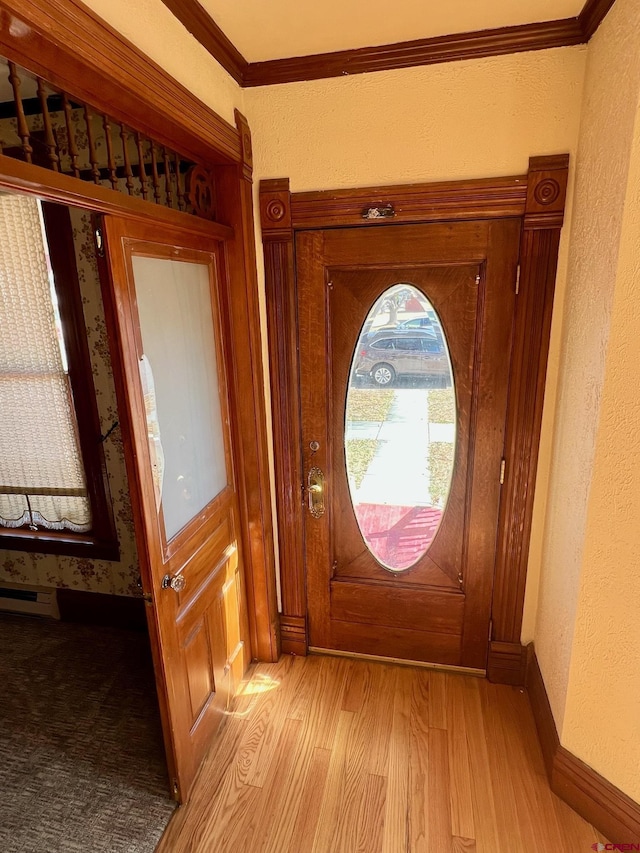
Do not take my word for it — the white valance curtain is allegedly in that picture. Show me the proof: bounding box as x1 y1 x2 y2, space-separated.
0 193 91 532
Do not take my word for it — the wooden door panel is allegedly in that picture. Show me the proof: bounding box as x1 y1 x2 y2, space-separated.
99 216 250 802
333 550 459 590
299 221 520 669
180 615 219 727
331 581 464 634
329 620 462 665
172 507 235 617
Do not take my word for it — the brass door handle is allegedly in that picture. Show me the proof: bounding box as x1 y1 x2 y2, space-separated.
307 467 325 518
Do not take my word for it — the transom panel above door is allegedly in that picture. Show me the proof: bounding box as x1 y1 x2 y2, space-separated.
297 221 520 670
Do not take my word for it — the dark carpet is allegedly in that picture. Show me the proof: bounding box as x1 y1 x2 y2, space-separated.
0 613 176 853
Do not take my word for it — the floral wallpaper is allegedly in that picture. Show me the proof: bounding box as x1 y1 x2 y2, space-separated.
0 207 141 596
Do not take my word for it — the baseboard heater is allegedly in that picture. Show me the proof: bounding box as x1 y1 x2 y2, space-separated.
0 584 59 618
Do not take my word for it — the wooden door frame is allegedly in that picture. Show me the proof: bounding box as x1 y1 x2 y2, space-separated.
260 154 569 683
0 0 280 663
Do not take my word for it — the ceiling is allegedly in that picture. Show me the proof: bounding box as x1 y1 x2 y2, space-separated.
200 0 584 63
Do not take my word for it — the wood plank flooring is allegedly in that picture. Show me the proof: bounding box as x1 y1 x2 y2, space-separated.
156 654 607 853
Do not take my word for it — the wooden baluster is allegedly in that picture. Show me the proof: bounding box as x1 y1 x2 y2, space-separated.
84 105 101 184
7 62 33 164
135 132 148 200
120 124 134 195
150 142 162 203
174 152 185 211
162 147 173 207
61 94 80 178
36 78 59 171
102 115 118 190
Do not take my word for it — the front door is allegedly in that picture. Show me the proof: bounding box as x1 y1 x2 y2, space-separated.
99 217 250 801
298 220 519 670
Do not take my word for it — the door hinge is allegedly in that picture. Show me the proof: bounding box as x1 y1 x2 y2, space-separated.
489 618 494 642
327 280 334 289
172 779 179 798
515 264 521 295
141 592 153 606
500 458 506 485
94 226 105 258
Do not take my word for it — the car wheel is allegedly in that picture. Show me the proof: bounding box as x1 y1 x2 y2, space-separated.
371 363 395 386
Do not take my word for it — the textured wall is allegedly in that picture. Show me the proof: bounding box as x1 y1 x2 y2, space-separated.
244 46 587 635
81 0 244 124
534 0 640 735
244 50 585 191
0 209 140 596
559 3 640 799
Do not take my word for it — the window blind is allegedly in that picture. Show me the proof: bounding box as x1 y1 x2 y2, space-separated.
0 193 91 532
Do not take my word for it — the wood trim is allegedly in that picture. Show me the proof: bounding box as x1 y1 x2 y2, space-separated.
260 179 307 655
526 643 640 842
211 116 280 663
42 202 119 557
290 175 529 230
156 0 615 89
244 19 583 87
280 614 307 656
525 644 559 777
487 641 528 686
0 0 241 166
0 155 234 240
491 155 569 647
264 160 567 660
158 0 247 85
579 0 618 40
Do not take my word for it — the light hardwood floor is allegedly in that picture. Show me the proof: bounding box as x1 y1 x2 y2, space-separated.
156 654 607 853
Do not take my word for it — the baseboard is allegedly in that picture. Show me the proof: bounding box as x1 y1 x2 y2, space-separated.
487 640 528 685
526 643 640 842
0 582 60 619
279 613 308 656
525 644 559 777
57 588 147 631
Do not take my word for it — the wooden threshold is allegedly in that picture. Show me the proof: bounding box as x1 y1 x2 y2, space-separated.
308 646 485 677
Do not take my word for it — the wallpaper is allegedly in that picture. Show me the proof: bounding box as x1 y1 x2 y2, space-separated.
0 207 141 597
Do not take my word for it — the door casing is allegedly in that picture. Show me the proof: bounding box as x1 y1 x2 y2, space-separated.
260 156 570 684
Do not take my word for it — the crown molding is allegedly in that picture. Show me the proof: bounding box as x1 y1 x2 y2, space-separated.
578 0 618 39
244 18 583 87
158 0 247 84
160 0 617 88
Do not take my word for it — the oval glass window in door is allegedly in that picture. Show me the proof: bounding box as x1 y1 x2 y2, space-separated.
344 284 456 571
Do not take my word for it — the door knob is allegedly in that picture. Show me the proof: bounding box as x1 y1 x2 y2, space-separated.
162 573 186 592
307 466 325 518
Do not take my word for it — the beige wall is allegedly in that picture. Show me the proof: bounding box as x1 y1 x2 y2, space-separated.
82 0 245 124
535 0 640 800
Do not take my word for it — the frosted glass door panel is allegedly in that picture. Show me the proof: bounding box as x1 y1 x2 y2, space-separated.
132 255 227 541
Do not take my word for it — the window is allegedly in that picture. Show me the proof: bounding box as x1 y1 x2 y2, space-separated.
395 338 421 351
0 194 118 558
